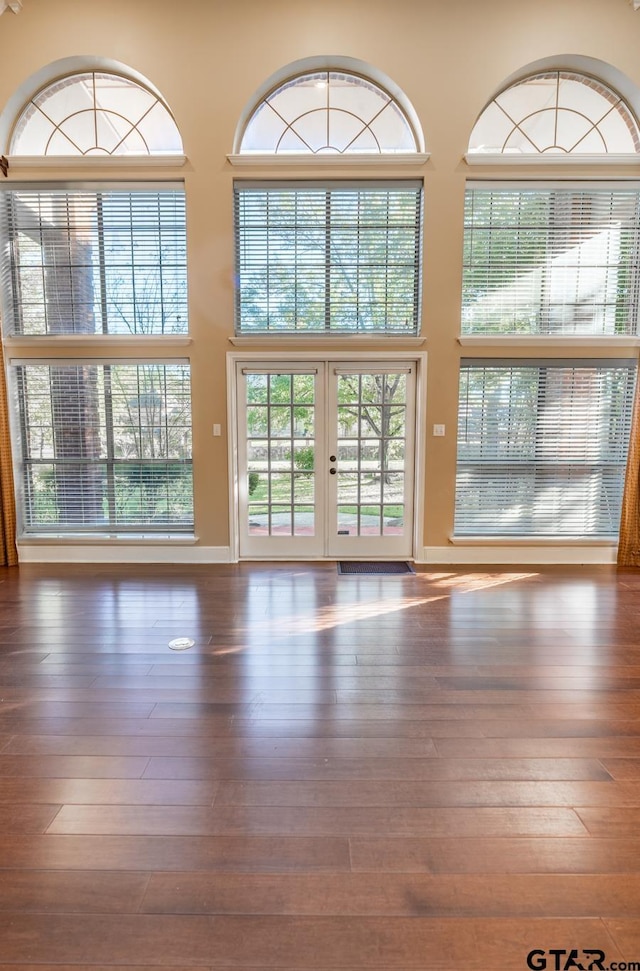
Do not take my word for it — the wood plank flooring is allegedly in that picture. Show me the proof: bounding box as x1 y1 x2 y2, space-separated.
0 562 639 968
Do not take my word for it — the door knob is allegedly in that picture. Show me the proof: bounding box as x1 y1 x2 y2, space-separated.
329 455 337 462
329 468 337 475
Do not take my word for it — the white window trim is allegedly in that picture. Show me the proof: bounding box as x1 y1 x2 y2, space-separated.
7 355 190 367
227 153 429 167
225 348 427 563
229 335 426 347
465 153 640 167
6 155 187 170
18 534 199 544
458 336 640 348
449 534 617 546
4 336 193 351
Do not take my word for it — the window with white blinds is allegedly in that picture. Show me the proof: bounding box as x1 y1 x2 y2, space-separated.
0 186 188 336
14 363 193 533
234 181 422 334
455 359 636 537
462 186 640 336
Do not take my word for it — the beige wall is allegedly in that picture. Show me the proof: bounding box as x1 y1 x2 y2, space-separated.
1 0 639 558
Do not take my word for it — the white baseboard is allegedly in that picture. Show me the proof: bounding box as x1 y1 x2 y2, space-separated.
17 544 232 564
417 545 618 565
16 542 618 567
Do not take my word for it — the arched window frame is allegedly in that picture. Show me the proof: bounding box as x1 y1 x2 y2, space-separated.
0 58 186 169
465 64 640 167
228 57 428 166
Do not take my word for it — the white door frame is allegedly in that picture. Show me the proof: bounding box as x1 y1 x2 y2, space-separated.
226 350 427 561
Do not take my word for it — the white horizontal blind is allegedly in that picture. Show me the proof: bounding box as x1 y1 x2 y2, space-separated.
462 187 640 335
234 181 422 334
455 359 636 537
0 186 188 336
14 363 193 533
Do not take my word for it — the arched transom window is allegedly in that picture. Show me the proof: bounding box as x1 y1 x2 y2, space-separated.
468 71 640 155
10 72 183 156
240 71 418 155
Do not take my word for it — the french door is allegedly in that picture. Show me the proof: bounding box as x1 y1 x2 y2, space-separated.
236 361 416 559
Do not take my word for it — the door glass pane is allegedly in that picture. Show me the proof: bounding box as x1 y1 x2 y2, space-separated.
249 503 268 535
293 409 314 438
294 472 314 503
246 406 268 436
338 407 358 437
269 406 291 438
361 504 382 535
294 505 315 534
337 439 358 469
360 407 382 437
245 371 316 536
270 472 292 502
337 472 359 504
247 374 268 404
361 441 382 466
271 505 292 535
383 471 404 503
338 505 358 534
335 372 408 538
293 373 315 404
383 504 404 535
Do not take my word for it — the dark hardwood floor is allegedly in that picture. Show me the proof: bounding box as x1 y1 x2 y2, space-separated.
0 561 639 968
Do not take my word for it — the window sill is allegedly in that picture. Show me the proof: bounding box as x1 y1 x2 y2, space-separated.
4 335 193 364
464 152 640 167
229 335 426 347
6 154 187 170
4 335 192 346
449 536 617 546
18 533 198 544
458 335 640 347
227 152 430 167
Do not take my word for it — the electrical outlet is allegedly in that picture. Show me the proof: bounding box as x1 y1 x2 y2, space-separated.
433 424 445 437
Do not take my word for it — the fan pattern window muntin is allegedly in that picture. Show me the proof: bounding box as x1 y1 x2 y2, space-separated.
468 71 640 155
240 71 418 155
11 72 183 156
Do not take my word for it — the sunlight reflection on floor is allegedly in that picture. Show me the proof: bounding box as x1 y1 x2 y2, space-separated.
221 571 540 638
